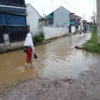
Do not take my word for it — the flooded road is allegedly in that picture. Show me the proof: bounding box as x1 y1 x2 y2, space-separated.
0 33 100 89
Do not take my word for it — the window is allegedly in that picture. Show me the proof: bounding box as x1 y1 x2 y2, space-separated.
0 14 6 25
7 14 26 26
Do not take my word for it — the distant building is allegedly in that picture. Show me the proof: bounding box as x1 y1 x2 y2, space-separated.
46 6 70 27
69 13 81 33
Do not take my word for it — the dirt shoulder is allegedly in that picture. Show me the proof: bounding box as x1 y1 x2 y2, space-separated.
0 63 100 100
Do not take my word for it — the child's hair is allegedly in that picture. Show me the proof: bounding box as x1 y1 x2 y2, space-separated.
27 25 30 33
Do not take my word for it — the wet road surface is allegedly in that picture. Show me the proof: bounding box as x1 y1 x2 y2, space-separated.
0 33 100 89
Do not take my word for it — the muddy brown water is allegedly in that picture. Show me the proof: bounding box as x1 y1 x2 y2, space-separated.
0 33 100 90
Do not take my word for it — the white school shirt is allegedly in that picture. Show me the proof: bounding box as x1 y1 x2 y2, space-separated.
24 32 35 52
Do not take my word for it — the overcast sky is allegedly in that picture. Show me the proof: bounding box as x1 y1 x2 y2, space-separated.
25 0 96 21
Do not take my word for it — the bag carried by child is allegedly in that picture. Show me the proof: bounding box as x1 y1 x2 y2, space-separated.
24 46 28 53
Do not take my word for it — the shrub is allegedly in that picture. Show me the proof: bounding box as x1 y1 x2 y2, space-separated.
83 24 100 53
33 32 44 44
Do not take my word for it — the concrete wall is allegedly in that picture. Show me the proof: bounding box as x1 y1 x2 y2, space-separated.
26 4 42 36
0 43 5 53
40 26 69 40
0 41 24 53
54 6 70 27
10 41 24 50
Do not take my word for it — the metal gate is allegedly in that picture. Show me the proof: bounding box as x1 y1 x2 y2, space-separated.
0 26 27 43
0 26 5 43
8 26 27 42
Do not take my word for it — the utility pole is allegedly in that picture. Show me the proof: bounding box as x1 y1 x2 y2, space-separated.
93 12 96 23
97 0 100 42
83 13 85 20
50 0 54 37
51 0 54 26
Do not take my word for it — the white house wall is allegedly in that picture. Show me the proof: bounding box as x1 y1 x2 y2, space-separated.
54 6 70 27
26 4 42 36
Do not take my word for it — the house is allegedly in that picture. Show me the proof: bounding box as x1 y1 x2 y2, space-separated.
0 0 27 52
75 15 81 31
26 5 69 41
46 6 70 27
69 13 81 33
26 4 43 36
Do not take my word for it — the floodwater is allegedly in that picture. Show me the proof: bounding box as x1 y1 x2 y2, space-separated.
0 33 100 89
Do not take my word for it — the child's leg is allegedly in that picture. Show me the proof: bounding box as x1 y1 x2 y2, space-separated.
25 47 32 69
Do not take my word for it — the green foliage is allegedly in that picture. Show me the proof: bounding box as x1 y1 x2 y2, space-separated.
33 32 44 44
83 43 100 53
88 25 98 43
83 24 100 53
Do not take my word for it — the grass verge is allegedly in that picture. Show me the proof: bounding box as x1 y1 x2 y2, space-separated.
83 26 100 53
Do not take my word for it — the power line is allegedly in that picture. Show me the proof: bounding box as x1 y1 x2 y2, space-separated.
83 14 85 20
59 0 82 15
93 0 96 13
89 0 96 14
89 0 92 13
51 0 54 12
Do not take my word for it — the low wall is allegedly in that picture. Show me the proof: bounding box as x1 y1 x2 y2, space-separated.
0 43 5 53
39 26 69 40
0 41 24 53
10 41 24 50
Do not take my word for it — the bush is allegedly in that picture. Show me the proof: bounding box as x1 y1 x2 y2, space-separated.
83 43 100 53
33 32 44 44
88 25 98 43
83 25 100 53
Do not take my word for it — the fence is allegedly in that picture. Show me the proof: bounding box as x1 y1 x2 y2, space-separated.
39 26 69 40
0 26 5 43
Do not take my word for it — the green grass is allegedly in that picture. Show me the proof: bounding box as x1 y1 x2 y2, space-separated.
83 43 100 53
83 25 100 53
33 32 44 44
88 29 98 43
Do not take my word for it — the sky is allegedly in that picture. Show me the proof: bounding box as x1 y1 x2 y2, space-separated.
25 0 96 21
